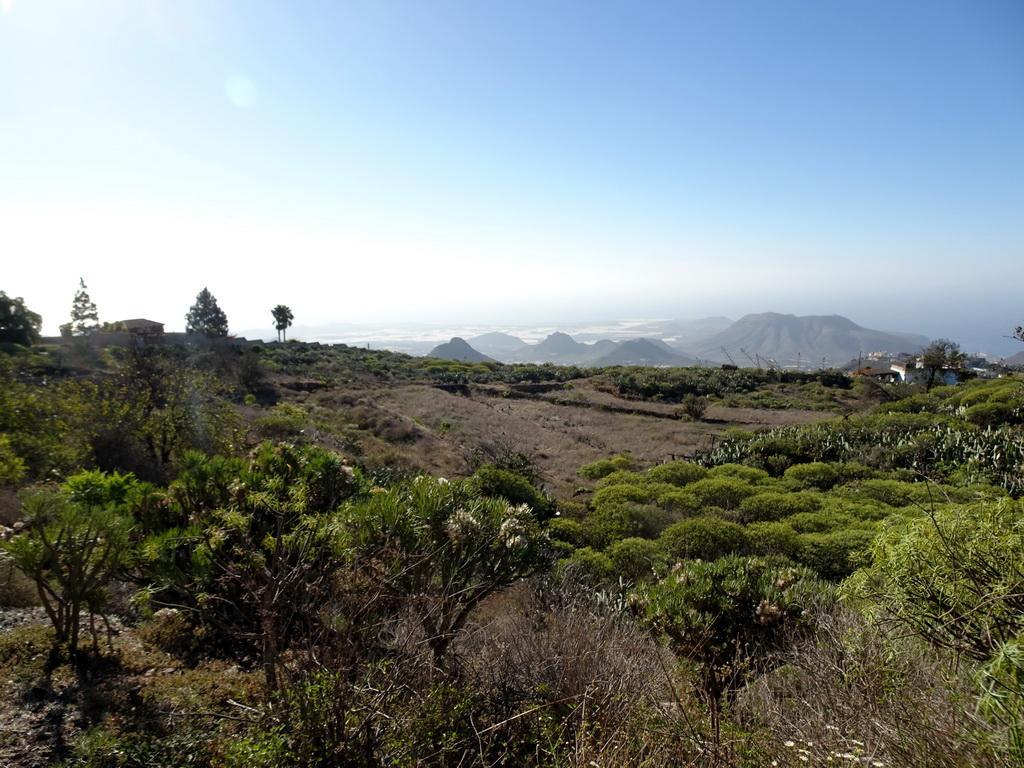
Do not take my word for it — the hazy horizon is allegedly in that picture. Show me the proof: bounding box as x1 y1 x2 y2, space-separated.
4 2 1022 353
234 311 1022 359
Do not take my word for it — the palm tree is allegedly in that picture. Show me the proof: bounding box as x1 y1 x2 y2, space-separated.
271 305 294 342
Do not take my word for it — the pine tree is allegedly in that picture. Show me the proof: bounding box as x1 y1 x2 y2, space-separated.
271 305 293 342
185 288 229 338
70 278 100 335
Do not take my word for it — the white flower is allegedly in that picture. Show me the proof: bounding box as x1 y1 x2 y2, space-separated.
499 515 529 548
445 509 479 541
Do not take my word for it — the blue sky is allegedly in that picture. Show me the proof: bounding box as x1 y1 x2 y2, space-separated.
2 1 1023 352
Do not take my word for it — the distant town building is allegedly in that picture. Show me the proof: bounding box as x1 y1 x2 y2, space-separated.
890 362 958 387
120 319 165 337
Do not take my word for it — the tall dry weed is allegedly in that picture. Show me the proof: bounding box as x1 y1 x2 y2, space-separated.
734 597 1008 767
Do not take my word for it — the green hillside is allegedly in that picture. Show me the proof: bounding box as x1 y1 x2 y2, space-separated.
1 335 1022 767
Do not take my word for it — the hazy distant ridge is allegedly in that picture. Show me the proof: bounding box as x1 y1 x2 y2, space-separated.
425 338 497 363
691 313 930 367
591 338 697 367
466 332 528 359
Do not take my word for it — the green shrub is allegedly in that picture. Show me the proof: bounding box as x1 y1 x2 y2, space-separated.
547 518 590 549
340 475 550 663
796 529 875 580
816 495 894 522
0 435 26 486
610 452 636 470
877 394 944 414
745 521 800 559
834 478 926 508
591 483 655 511
660 516 751 561
737 491 822 523
606 537 669 582
254 402 312 442
700 505 740 523
472 465 555 519
684 477 759 510
848 498 1024 663
595 470 645 489
833 461 878 483
950 378 1023 408
581 502 673 549
2 488 134 657
783 461 839 491
782 510 863 534
577 459 618 480
653 488 700 515
964 402 1020 429
645 460 708 487
632 555 823 710
707 463 774 485
559 547 614 583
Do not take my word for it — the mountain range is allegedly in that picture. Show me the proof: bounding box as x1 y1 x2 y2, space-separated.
425 313 933 369
688 313 930 368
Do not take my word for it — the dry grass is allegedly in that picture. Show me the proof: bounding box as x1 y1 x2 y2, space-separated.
454 576 733 767
734 598 1009 768
363 378 833 498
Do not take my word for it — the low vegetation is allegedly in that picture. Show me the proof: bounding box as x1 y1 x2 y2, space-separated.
0 327 1022 767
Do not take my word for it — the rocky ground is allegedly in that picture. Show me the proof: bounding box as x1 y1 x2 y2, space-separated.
0 606 47 634
0 608 64 768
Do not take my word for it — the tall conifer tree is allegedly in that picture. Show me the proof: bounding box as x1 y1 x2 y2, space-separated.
70 278 100 335
185 288 229 338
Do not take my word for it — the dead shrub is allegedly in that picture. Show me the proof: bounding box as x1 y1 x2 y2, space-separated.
0 489 21 526
734 597 1008 767
454 575 731 765
0 556 38 608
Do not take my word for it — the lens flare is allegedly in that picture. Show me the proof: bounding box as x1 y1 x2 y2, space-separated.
224 74 257 108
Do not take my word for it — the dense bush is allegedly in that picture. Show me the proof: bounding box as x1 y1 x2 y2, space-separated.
605 537 669 582
592 483 657 510
849 498 1024 760
707 462 775 485
594 469 646 489
745 521 800 559
683 477 760 510
795 529 875 580
849 498 1024 662
471 465 555 520
783 461 839 491
660 516 751 561
738 490 822 523
577 459 618 480
964 401 1021 428
632 556 824 713
645 460 708 487
578 502 675 549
